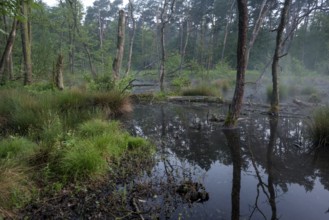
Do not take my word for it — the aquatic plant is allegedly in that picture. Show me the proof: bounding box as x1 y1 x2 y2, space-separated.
308 107 329 148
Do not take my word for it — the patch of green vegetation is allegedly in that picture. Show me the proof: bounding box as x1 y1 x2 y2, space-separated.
308 107 329 148
0 88 152 216
0 137 37 160
181 85 220 97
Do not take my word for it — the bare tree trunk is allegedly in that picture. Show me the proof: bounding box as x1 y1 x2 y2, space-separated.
55 54 64 90
221 0 235 61
223 129 241 220
2 15 14 81
267 117 278 220
179 18 190 75
270 0 291 114
125 0 136 76
112 10 126 80
21 0 32 85
158 0 176 92
112 10 126 79
159 24 166 91
0 19 18 84
245 0 272 66
224 0 248 128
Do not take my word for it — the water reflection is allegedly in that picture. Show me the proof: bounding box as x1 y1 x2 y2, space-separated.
124 103 329 219
223 129 241 220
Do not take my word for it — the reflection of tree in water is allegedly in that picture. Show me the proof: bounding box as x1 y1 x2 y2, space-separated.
243 116 316 193
223 129 241 220
126 104 233 171
125 103 329 210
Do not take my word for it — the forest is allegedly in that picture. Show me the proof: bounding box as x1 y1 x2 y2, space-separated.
1 0 329 219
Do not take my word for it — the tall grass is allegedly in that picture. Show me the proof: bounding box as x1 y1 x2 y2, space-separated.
308 107 329 149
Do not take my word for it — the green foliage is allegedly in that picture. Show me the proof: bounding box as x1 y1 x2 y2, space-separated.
127 137 148 150
171 76 191 90
181 85 219 97
0 137 37 160
215 60 233 75
0 89 45 134
60 143 108 180
308 107 329 148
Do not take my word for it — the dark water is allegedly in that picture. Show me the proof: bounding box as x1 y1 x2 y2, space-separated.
124 103 329 220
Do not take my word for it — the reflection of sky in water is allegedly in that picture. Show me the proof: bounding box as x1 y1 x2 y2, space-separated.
124 103 329 220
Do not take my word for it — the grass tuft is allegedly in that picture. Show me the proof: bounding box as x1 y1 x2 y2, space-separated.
308 107 329 148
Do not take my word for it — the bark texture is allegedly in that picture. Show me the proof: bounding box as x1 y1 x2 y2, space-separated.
270 0 291 114
0 19 18 84
112 10 126 80
55 54 64 90
125 0 136 76
21 0 32 85
224 0 248 128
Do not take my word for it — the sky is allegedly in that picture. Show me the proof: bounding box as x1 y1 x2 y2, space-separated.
43 0 128 9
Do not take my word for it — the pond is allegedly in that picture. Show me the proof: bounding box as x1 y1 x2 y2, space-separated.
124 102 329 220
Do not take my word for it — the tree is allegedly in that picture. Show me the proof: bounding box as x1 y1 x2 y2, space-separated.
20 0 33 85
0 18 18 84
270 0 292 114
112 9 126 79
224 0 248 128
125 0 136 76
158 0 176 92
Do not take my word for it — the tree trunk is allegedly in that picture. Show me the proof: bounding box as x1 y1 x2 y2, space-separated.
159 24 166 92
223 129 241 220
179 19 190 75
270 0 291 114
125 0 136 76
221 0 235 61
224 0 248 128
245 0 271 66
20 0 32 85
112 10 126 80
55 54 64 90
267 117 278 220
0 19 18 84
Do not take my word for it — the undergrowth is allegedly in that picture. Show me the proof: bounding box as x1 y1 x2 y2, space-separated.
0 88 152 218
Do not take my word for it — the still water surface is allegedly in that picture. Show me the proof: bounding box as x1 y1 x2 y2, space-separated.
125 103 329 220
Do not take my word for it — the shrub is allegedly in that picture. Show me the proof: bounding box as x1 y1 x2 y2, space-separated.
308 107 329 148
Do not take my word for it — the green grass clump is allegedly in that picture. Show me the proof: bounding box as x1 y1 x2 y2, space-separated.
0 160 34 214
0 137 37 160
308 107 329 148
0 89 45 134
60 143 108 180
181 85 219 97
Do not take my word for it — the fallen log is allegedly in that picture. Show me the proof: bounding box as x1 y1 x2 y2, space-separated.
293 98 313 107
